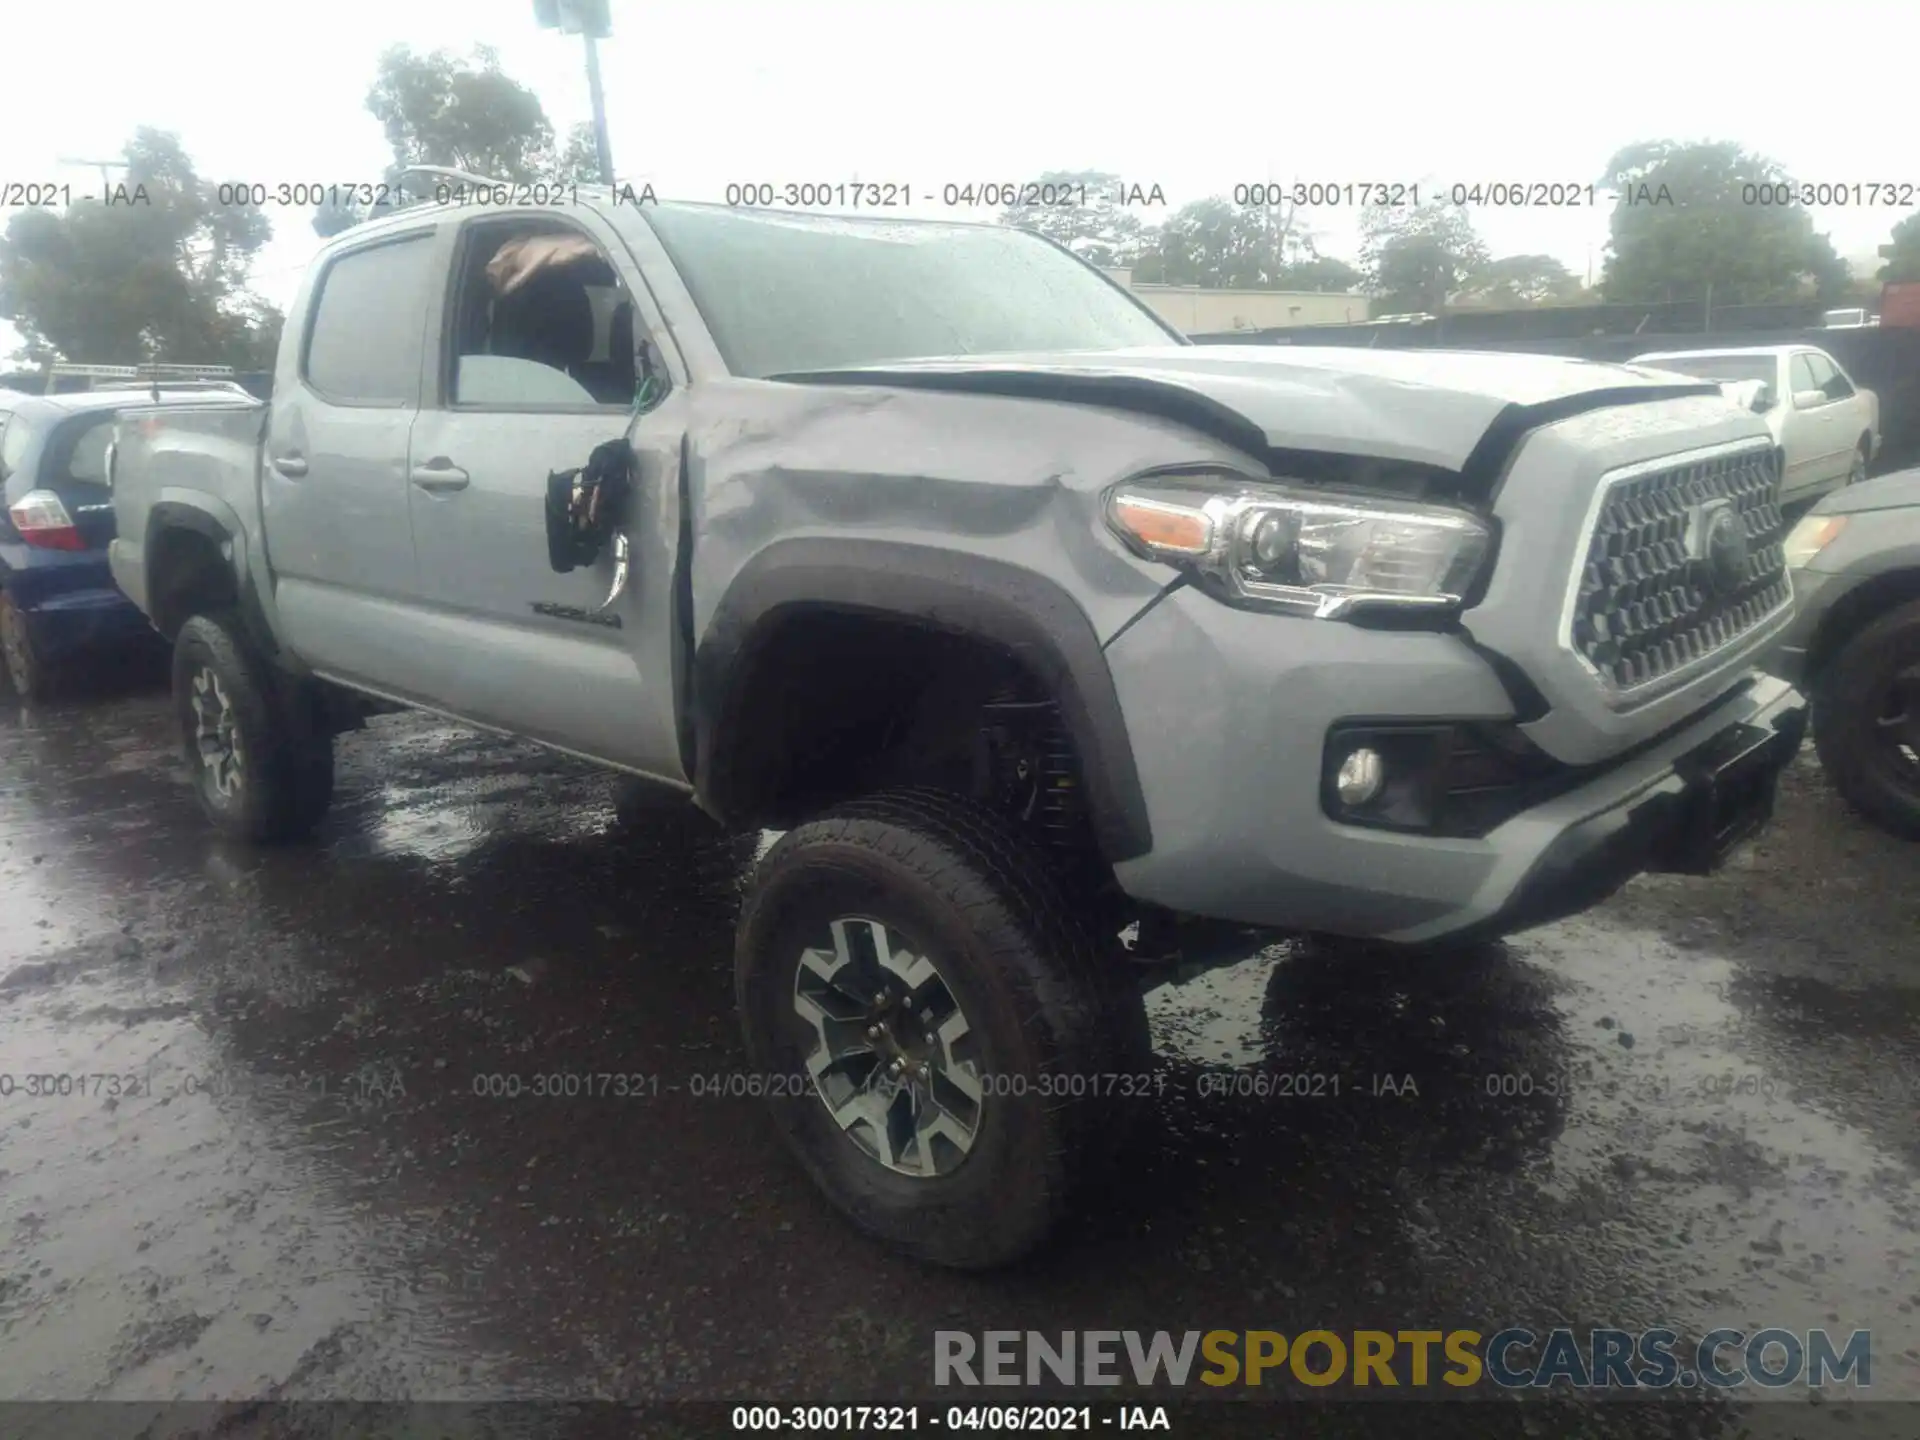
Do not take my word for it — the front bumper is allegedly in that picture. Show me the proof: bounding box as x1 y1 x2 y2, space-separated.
1103 584 1806 945
1441 680 1804 944
1767 565 1841 688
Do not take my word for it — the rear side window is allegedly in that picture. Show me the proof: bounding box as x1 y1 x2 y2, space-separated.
303 233 435 404
62 417 113 483
0 410 34 483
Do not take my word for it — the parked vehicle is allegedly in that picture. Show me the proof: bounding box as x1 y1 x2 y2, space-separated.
1819 308 1876 329
0 382 252 700
109 187 1808 1267
1773 466 1920 838
1630 345 1880 505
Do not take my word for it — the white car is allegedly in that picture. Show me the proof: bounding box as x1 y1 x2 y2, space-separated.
1631 345 1880 504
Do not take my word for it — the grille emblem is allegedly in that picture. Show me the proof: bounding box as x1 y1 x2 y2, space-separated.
1687 499 1749 597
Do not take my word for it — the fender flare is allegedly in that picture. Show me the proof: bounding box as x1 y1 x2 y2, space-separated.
145 498 276 655
693 538 1154 862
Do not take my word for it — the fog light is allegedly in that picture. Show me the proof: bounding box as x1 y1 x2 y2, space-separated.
1336 747 1386 806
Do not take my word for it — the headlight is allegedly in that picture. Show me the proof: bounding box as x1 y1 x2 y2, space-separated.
1105 472 1493 619
1783 513 1847 569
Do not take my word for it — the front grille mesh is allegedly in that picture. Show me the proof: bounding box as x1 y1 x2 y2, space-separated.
1570 445 1789 694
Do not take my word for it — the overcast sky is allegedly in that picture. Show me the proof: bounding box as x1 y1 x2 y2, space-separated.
2 0 1914 361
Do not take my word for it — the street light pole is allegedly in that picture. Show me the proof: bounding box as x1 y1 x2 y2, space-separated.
535 0 615 185
583 30 614 185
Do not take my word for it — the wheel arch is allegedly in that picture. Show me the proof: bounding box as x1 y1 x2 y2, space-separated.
692 538 1154 862
144 500 275 653
1805 566 1920 687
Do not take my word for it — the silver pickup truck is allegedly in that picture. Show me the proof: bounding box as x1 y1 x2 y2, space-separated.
109 189 1808 1267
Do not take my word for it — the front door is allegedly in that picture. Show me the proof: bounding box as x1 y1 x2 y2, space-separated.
1782 352 1843 500
402 212 686 782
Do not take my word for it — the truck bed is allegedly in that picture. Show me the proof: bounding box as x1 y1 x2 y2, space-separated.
107 398 268 622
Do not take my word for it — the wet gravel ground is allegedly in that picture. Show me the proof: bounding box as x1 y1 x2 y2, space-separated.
2 665 1917 1438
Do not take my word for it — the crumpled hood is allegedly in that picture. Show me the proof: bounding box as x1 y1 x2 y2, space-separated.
780 344 1723 473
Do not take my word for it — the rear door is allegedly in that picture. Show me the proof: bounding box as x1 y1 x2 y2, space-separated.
265 224 444 690
401 208 687 780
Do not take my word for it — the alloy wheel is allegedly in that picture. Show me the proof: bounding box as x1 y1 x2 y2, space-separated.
190 666 245 799
1874 659 1920 781
792 917 984 1177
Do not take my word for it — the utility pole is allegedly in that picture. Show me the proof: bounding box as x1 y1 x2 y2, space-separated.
534 0 615 185
58 157 128 193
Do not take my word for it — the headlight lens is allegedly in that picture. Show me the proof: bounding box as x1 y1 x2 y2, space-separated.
1106 473 1493 619
1783 513 1847 569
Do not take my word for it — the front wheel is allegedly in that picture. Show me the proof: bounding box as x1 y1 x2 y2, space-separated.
735 789 1147 1268
1844 442 1869 489
1812 598 1920 840
172 612 334 842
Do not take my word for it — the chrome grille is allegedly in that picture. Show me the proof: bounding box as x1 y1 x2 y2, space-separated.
1568 442 1790 697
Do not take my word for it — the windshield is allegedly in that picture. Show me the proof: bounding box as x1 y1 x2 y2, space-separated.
642 206 1178 378
1638 355 1776 386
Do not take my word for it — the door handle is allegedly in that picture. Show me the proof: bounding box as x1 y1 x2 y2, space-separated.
271 455 308 479
410 460 470 493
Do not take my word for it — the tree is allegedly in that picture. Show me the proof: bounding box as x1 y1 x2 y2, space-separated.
1598 140 1850 305
1132 197 1323 288
1359 200 1489 313
1879 210 1920 283
557 122 605 184
1460 253 1583 306
998 170 1151 269
0 128 280 367
1276 255 1364 293
314 45 568 236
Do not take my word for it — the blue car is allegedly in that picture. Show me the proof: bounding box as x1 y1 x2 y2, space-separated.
0 386 246 699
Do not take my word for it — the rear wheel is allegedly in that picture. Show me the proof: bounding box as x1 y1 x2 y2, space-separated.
1812 598 1920 840
735 788 1148 1268
0 591 52 702
172 611 334 842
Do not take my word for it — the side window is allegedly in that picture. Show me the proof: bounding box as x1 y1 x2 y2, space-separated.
63 418 113 483
0 411 32 483
1811 353 1854 401
447 224 640 409
303 233 436 405
1790 354 1821 400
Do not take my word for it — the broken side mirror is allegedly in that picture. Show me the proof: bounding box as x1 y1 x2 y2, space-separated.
545 437 636 610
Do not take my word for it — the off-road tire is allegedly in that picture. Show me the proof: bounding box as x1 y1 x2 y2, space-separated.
735 787 1149 1268
1812 597 1920 841
172 611 334 843
0 590 53 702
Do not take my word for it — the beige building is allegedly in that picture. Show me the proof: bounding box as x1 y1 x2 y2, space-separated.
1102 268 1370 333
